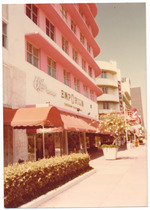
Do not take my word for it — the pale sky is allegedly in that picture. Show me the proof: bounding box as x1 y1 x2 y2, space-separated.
95 2 147 128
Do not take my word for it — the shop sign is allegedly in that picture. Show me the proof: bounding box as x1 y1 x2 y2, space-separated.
61 90 84 107
33 76 57 97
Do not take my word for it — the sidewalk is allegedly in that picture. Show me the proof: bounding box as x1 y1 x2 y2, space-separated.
22 144 148 208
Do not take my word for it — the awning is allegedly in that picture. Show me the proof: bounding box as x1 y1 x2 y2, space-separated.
3 107 17 125
10 106 64 128
60 112 97 133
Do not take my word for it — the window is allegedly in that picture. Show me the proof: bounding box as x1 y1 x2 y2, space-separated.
26 4 38 25
90 90 94 101
71 19 76 34
60 5 67 22
62 36 68 54
74 78 79 92
64 70 70 86
72 48 78 63
82 59 86 71
47 57 56 78
46 18 55 41
80 33 85 45
2 22 7 48
88 66 92 77
27 42 39 68
83 85 88 97
103 102 109 109
101 71 107 78
102 87 108 94
87 42 91 53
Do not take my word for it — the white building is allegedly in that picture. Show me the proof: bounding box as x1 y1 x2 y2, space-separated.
121 77 132 109
96 60 122 115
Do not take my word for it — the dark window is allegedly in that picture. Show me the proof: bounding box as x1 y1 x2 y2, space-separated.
46 18 55 41
2 22 7 48
26 4 38 25
47 57 56 78
27 42 39 68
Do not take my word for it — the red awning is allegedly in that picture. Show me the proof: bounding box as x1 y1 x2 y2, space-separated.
3 108 17 125
60 112 97 133
10 106 64 128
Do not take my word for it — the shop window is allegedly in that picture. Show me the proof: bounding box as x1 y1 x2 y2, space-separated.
26 4 38 25
102 87 108 94
103 102 109 109
60 5 67 22
74 77 80 92
82 58 86 71
71 19 76 34
47 57 56 78
90 90 94 101
62 36 68 54
72 48 78 63
83 85 88 97
101 71 107 78
80 32 85 45
2 22 7 48
46 18 55 41
87 42 91 53
88 66 92 77
64 69 70 86
27 42 39 68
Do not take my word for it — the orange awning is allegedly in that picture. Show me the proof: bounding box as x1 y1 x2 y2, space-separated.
10 106 64 128
60 112 97 133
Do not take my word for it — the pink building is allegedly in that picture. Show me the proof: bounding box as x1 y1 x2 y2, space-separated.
3 3 102 166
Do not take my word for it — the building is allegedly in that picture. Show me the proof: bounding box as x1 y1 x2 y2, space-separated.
96 60 122 115
121 77 132 110
130 87 144 127
3 3 102 166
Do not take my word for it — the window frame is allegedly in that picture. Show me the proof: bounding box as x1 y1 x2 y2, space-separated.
83 85 88 97
72 48 78 63
2 21 7 48
60 5 67 22
46 18 55 41
88 66 92 77
90 90 94 101
101 71 107 78
87 42 91 53
71 19 76 34
82 58 86 71
103 102 109 109
102 87 108 94
64 69 70 87
80 33 85 45
27 41 39 68
47 57 56 79
74 77 80 92
26 4 38 25
62 36 68 54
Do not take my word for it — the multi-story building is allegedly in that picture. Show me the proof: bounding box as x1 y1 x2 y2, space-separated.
3 3 102 166
121 77 132 109
130 87 144 127
96 60 121 115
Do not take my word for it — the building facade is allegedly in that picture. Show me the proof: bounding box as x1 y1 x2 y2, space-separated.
121 77 132 109
130 87 144 127
3 3 102 166
95 60 121 115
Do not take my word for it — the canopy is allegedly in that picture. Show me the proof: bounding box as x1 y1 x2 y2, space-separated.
10 106 64 128
60 112 97 133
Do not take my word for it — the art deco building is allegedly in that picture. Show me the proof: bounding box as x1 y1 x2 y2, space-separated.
3 3 102 166
121 77 132 109
96 60 122 116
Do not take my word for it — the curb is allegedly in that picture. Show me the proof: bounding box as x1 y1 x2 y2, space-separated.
20 168 96 208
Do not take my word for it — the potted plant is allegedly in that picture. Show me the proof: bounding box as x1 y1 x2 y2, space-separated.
98 113 126 160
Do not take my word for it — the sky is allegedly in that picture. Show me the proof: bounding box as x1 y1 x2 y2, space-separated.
94 2 147 128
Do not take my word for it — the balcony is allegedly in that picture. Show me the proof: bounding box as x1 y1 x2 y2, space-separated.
96 78 118 88
97 94 119 103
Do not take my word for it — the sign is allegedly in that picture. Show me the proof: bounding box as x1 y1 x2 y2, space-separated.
61 90 84 107
118 81 123 110
33 76 57 97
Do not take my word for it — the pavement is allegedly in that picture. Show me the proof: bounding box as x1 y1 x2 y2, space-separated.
21 143 148 208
